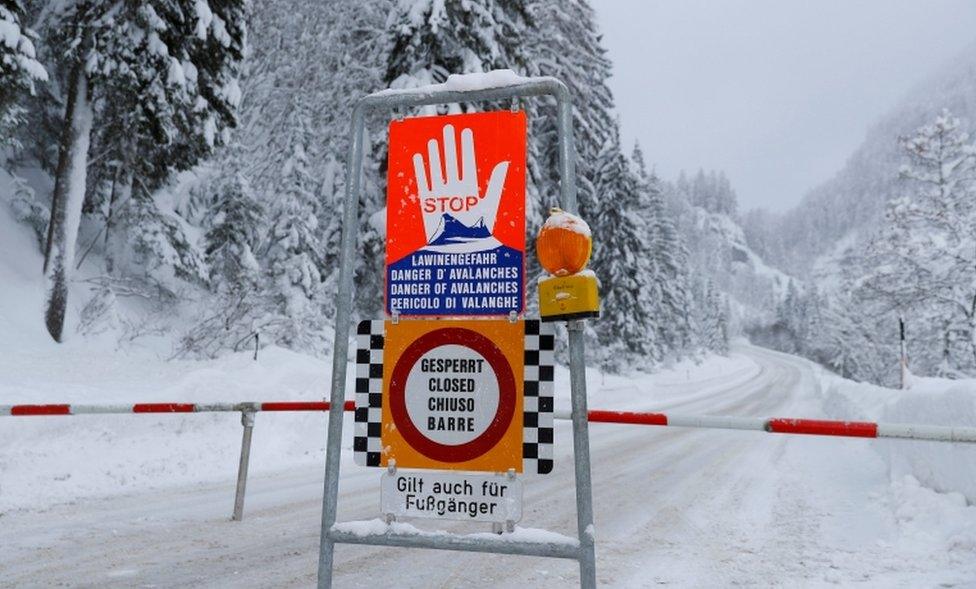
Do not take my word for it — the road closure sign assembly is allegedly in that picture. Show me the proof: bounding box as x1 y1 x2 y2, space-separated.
354 109 555 526
320 76 601 589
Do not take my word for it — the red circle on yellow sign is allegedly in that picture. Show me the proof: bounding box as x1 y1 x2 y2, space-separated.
389 327 516 462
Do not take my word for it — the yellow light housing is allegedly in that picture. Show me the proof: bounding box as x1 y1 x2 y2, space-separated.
538 273 600 322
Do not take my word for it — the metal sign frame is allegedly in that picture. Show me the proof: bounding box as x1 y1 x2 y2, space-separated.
317 76 596 588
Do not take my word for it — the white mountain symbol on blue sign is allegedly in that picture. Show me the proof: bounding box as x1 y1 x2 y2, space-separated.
427 214 491 246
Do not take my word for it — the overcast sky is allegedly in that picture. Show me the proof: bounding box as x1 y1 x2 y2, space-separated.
596 0 976 212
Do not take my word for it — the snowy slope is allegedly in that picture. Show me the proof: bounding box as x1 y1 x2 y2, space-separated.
748 43 976 280
684 204 792 326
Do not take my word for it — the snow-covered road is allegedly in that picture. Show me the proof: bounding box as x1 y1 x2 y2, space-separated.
2 346 974 587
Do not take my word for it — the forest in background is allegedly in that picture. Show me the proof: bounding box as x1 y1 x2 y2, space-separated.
5 0 973 386
0 0 730 373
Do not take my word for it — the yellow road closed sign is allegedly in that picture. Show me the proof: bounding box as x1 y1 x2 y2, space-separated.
353 319 554 474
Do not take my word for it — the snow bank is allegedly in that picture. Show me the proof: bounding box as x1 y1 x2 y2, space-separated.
0 345 342 514
819 371 976 502
883 381 976 502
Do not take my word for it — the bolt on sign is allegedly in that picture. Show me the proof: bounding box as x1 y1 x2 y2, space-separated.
354 319 555 474
385 111 527 317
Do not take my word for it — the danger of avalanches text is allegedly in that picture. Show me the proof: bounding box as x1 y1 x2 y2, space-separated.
397 475 511 518
390 268 518 310
389 253 520 312
422 357 484 433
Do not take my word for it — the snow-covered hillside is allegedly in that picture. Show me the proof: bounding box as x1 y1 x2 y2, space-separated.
677 199 792 330
745 43 976 278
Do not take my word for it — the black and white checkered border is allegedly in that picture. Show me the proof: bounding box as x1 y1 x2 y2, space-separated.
523 320 555 474
353 320 384 467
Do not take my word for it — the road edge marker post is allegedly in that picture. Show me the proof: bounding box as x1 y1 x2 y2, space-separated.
316 75 598 589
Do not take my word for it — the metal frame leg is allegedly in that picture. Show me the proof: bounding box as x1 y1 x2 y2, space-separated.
568 321 597 588
317 104 366 589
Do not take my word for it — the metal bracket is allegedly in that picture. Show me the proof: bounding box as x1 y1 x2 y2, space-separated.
391 309 400 325
240 410 256 428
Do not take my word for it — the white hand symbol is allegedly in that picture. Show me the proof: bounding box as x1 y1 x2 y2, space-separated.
412 124 509 242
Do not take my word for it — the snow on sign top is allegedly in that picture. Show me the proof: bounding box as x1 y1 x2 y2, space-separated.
373 69 530 97
385 110 527 317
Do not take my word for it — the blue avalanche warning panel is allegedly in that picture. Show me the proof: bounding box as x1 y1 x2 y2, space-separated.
384 110 527 317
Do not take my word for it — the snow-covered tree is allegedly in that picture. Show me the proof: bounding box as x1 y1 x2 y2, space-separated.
205 166 262 290
525 0 614 223
385 0 530 96
589 127 656 366
0 0 46 146
40 24 92 342
632 142 694 355
41 0 247 341
695 278 729 355
263 136 327 347
225 0 388 325
679 169 739 217
855 110 976 376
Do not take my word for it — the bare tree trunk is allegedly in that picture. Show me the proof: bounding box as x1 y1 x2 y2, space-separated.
103 164 121 275
43 63 93 342
103 155 133 276
940 319 952 376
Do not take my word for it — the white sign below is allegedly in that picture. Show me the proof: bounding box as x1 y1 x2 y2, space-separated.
381 470 523 523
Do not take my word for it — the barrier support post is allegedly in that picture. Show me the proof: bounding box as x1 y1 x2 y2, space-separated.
232 410 256 521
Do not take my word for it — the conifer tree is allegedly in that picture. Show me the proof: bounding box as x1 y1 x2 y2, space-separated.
632 142 694 355
696 279 729 354
590 126 655 367
204 162 263 290
264 134 326 347
0 0 47 146
385 0 530 95
525 0 614 223
41 0 247 341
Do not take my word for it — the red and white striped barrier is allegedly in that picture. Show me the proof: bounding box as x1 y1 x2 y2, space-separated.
3 402 976 443
0 400 353 416
4 400 975 522
580 410 976 443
